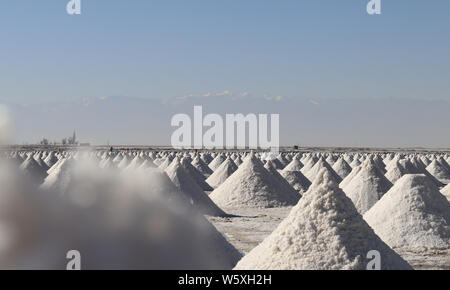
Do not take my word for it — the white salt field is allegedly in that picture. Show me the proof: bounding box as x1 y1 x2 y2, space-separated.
0 148 449 269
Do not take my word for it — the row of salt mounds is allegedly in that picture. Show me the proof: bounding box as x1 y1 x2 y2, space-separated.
364 174 450 252
234 169 412 270
206 157 238 189
165 157 227 217
342 159 392 214
209 152 300 208
0 158 242 269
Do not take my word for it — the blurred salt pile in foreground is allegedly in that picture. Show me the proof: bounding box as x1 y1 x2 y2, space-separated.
0 156 242 269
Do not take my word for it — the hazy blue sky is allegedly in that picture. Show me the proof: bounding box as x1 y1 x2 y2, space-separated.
0 1 449 146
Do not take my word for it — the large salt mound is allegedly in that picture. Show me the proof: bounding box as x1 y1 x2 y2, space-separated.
165 158 227 217
209 153 300 208
234 169 412 270
364 174 450 251
342 159 392 214
0 162 242 269
206 157 237 189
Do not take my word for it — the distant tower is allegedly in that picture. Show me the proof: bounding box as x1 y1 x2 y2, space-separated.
72 131 76 145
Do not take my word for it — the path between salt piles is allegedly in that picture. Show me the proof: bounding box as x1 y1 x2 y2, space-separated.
207 206 450 270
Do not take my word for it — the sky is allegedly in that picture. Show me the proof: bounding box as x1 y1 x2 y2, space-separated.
0 1 449 147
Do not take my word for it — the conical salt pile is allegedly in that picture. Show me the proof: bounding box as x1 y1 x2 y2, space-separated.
99 156 116 170
332 157 352 180
325 154 337 166
385 160 408 184
279 170 311 194
206 157 238 189
117 154 132 169
43 152 59 168
283 158 303 172
191 156 213 177
300 156 318 175
157 157 173 170
40 158 75 192
264 161 301 197
276 153 290 169
209 152 300 208
441 183 450 202
349 158 361 168
234 169 412 270
138 158 157 170
123 155 144 172
208 154 226 172
342 159 392 214
339 164 363 188
19 155 48 185
426 160 450 184
181 158 213 191
304 157 342 184
437 157 450 171
364 174 450 251
233 156 243 166
165 158 227 217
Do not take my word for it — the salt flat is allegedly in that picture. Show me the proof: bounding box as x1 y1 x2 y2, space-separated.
208 207 292 255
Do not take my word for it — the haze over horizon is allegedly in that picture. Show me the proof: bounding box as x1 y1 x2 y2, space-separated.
1 1 449 147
